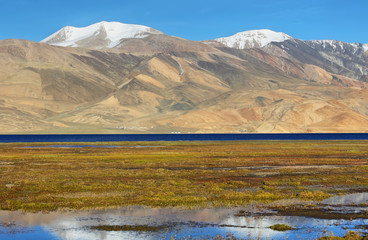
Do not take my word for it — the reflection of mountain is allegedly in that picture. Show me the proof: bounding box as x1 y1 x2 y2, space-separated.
323 192 368 205
1 22 368 133
0 207 233 225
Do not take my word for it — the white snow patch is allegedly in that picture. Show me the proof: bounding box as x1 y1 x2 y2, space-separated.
310 40 338 49
364 44 368 53
215 29 293 49
41 21 162 48
309 40 362 52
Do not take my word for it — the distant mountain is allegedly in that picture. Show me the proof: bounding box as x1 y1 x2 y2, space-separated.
41 21 215 54
213 30 368 82
1 22 368 133
41 21 163 49
262 39 368 82
215 29 293 49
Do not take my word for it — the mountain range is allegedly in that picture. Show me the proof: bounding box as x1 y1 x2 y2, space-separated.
1 21 368 133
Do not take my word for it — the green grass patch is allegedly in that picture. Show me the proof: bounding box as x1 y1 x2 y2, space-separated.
270 224 295 231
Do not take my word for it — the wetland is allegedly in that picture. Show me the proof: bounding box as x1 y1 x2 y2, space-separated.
0 140 368 239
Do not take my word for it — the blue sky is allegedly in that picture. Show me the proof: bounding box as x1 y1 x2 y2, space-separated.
0 0 367 43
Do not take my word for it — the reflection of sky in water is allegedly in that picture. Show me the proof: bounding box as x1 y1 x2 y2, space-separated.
323 192 368 205
0 225 60 240
1 193 368 240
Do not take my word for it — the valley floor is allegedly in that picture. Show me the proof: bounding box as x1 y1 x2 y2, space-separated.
1 140 368 239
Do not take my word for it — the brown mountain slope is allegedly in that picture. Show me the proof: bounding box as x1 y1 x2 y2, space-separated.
1 39 368 133
114 35 217 55
150 88 368 133
262 39 368 82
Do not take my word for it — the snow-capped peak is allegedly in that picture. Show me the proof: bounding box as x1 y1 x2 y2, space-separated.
41 21 163 49
215 29 293 49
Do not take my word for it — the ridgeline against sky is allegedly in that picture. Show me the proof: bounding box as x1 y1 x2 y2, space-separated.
0 0 367 44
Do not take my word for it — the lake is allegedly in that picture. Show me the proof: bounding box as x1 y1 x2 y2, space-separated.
1 133 368 143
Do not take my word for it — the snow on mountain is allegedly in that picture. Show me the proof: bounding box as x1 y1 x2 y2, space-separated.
41 21 163 48
364 44 368 53
309 40 360 50
307 40 368 56
215 29 293 49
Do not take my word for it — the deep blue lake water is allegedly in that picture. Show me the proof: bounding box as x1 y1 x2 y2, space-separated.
1 133 368 143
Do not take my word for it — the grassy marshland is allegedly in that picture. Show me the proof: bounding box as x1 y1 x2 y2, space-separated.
269 224 294 231
0 140 368 212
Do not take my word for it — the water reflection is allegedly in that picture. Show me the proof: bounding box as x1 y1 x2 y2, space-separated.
323 192 368 205
1 193 368 240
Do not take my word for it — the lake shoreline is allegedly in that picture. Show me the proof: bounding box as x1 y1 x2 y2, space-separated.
2 133 368 143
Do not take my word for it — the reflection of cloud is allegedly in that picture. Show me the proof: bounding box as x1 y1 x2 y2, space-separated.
1 207 367 240
48 223 145 240
46 207 241 240
0 207 234 240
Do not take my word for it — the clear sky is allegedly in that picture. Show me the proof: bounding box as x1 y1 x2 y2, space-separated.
0 0 367 43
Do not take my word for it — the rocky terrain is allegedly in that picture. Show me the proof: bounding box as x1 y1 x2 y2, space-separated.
0 22 368 133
